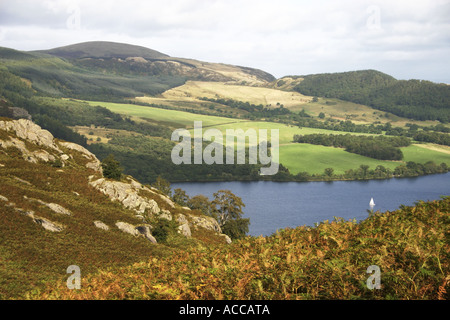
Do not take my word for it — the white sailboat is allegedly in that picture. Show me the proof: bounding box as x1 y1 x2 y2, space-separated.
369 197 375 206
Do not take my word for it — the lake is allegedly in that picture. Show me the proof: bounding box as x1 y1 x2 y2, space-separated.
173 172 450 237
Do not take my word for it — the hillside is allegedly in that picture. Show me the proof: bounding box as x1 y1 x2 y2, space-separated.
38 41 275 85
1 119 448 301
0 118 231 299
292 70 450 122
29 194 450 300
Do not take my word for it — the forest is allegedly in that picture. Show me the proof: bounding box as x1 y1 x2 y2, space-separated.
293 70 450 122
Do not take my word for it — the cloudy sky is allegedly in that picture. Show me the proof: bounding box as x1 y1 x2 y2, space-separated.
1 0 449 83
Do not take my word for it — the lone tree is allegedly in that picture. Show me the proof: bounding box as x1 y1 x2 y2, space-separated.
101 154 123 181
187 194 214 216
173 188 189 206
212 190 249 240
152 176 172 197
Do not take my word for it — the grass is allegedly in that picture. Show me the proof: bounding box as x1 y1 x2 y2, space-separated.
83 100 450 176
135 81 444 128
279 144 401 175
150 80 312 108
86 101 245 128
402 144 450 165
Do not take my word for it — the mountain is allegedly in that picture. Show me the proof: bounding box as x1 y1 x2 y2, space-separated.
0 42 275 102
0 118 231 298
38 41 276 84
37 41 170 60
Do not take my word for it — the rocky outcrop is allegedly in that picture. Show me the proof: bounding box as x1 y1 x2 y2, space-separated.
176 214 192 237
0 119 60 152
0 119 102 172
115 221 157 243
0 136 57 164
190 215 222 233
89 177 161 217
9 107 32 120
58 141 102 173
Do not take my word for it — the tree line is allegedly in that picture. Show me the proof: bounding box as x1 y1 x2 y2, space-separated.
198 97 292 118
293 133 411 160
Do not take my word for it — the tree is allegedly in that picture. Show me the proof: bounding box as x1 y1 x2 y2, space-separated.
212 190 249 239
173 188 189 206
360 165 370 178
221 218 250 240
152 176 172 197
187 194 214 216
324 168 334 177
101 154 123 180
318 112 325 119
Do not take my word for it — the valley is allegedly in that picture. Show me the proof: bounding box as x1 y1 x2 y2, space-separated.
0 41 449 301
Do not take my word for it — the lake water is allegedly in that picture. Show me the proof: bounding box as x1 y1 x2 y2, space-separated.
173 172 450 237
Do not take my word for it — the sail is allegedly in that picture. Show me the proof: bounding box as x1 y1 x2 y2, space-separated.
370 198 375 206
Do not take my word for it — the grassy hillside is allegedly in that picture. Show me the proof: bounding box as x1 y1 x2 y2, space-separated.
0 48 186 100
28 196 450 300
0 118 229 299
137 80 312 108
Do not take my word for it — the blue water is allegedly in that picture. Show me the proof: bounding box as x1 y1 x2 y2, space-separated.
173 172 450 236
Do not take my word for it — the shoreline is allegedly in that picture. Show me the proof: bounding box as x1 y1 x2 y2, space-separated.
168 169 450 184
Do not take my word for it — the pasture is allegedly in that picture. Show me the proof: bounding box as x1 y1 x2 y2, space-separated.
85 100 450 175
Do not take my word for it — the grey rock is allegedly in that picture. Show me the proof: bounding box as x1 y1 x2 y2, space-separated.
176 214 191 237
14 207 64 232
89 178 161 216
190 215 222 233
24 196 72 216
94 220 110 231
58 141 102 173
158 209 173 221
0 119 61 152
116 221 157 243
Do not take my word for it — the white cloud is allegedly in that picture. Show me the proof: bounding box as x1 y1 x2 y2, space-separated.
0 0 449 82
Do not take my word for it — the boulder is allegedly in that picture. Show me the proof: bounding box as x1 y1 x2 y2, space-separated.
89 178 160 216
24 196 72 216
176 214 191 237
94 220 110 231
115 221 157 243
14 207 64 232
190 215 222 233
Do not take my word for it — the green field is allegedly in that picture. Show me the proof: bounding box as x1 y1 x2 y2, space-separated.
85 100 450 175
278 143 401 175
86 101 245 128
401 144 450 164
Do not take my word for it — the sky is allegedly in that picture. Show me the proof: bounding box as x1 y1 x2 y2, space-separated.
1 0 449 83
